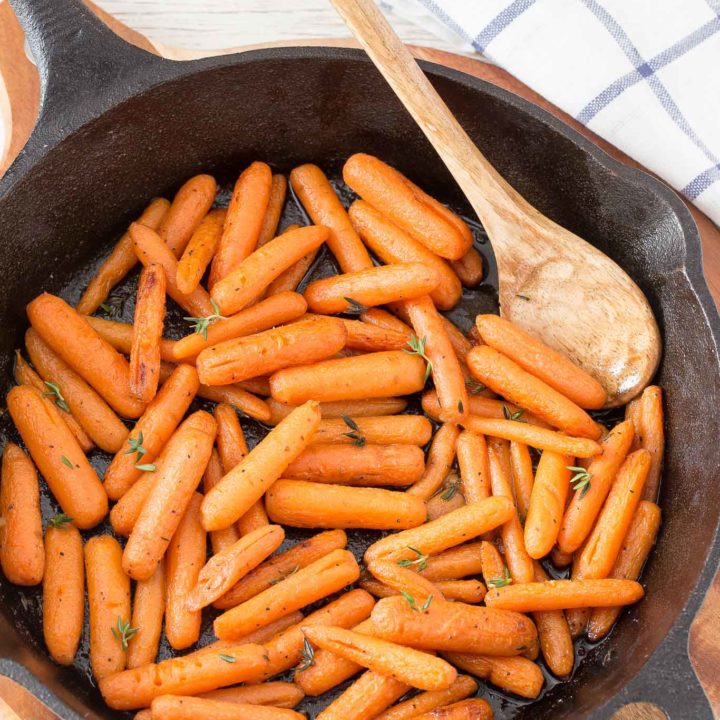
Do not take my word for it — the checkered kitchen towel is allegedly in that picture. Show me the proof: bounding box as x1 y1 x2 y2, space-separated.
384 0 720 225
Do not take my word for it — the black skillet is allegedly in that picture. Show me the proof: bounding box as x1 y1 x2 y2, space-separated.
1 1 720 718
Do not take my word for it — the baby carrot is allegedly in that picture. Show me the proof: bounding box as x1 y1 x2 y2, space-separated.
449 247 484 288
26 329 128 453
150 695 304 720
215 529 347 609
204 450 241 553
171 291 308 360
330 316 409 352
310 415 432 446
212 226 329 315
165 493 206 650
257 174 288 247
368 559 444 607
284 443 425 486
0 443 44 585
196 611 304 651
587 501 661 641
158 174 217 256
290 163 373 272
7 385 107 529
82 316 177 362
202 681 304 708
85 535 131 680
195 381 271 423
43 521 84 665
267 397 407 425
104 363 199 500
456 431 490 504
123 411 217 581
361 307 415 336
317 670 409 720
419 543 484 581
127 559 165 669
467 345 601 439
267 480 427 530
202 401 320 531
637 386 664 500
407 423 460 500
414 699 493 719
425 480 465 521
375 676 478 720
475 315 607 409
27 293 146 418
265 232 319 295
509 441 534 522
196 316 347 385
362 577 483 605
176 208 226 294
270 351 426 404
444 653 544 699
349 200 461 311
209 162 273 286
110 472 155 536
551 547 574 568
422 391 549 428
343 154 471 260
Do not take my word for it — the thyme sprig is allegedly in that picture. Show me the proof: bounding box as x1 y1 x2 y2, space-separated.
184 299 226 340
341 415 366 448
111 617 139 650
487 567 512 589
397 546 429 572
568 466 592 498
404 335 433 384
43 381 69 413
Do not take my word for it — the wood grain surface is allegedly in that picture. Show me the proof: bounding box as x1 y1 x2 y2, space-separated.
0 3 718 719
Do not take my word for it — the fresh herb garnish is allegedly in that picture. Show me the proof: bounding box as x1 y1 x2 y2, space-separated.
397 546 429 572
111 617 139 650
568 465 592 498
218 653 236 663
404 335 433 384
341 415 366 448
502 404 525 422
47 513 73 529
43 381 70 413
465 378 486 395
184 299 226 340
125 431 147 463
60 455 73 469
342 297 368 316
99 295 127 316
298 637 315 671
434 473 461 502
401 590 433 612
135 463 157 472
487 567 512 589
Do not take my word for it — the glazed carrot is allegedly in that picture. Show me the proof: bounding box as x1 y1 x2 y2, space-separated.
524 450 572 559
149 695 304 720
637 386 664 501
187 525 284 611
455 431 490 505
176 208 226 294
486 578 644 611
361 578 486 605
43 521 84 665
462 416 602 457
83 316 177 362
587 501 661 641
509 441 534 521
290 163 373 272
196 611 305 653
551 547 573 568
444 653 544 699
25 328 128 453
557 420 635 553
267 480 427 530
110 472 155 536
415 543 484 581
7 386 107 529
479 541 506 585
368 559 444 603
365 496 514 564
425 477 465 521
449 247 484 288
14 350 94 452
414 699 493 720
132 223 214 317
335 316 410 352
165 493 206 649
266 242 319 296
195 381 271 423
573 449 650 580
209 162 273 286
371 595 537 655
475 315 607 409
0 443 44 585
256 174 288 246
77 197 170 314
376 676 478 720
467 345 601 439
204 452 241 553
202 401 320 531
123 411 216 581
235 375 272 396
270 351 426 404
310 415 432 446
284 443 425 486
267 397 408 425
532 562 573 677
303 625 457 691
158 174 217 256
196 316 347 385
202 681 304 708
172 291 308 360
126 559 165 669
104 364 199 500
99 643 268 710
344 154 471 260
212 226 329 315
215 529 347 609
407 423 460 500
85 535 131 680
27 293 146 418
361 307 415 337
349 200 461 311
317 670 409 720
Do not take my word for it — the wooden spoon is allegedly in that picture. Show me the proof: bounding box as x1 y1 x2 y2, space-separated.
330 0 661 406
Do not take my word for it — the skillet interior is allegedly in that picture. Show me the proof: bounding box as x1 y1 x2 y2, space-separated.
0 49 719 719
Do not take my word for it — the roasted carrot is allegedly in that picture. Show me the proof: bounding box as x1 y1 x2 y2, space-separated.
257 174 288 247
444 653 544 699
194 611 304 653
551 547 574 568
267 480 427 530
425 477 465 522
176 208 226 294
329 316 410 352
165 493 206 650
449 247 484 288
479 542 505 587
194 381 271 423
265 232 320 296
587 501 661 641
110 471 155 536
317 670 409 720
201 681 304 708
43 521 84 665
371 595 538 656
509 441 534 522
408 423 460 500
349 200 461 311
149 695 305 720
196 316 347 385
27 293 146 418
214 549 360 640
104 363 199 500
267 397 408 425
455 431 490 504
123 411 216 581
361 307 415 337
85 535 131 680
172 291 308 360
77 197 170 314
7 385 107 529
209 162 273 286
202 401 320 531
0 443 44 585
290 163 373 272
361 577 486 605
413 699 493 719
212 226 329 315
270 351 426 404
82 316 177 362
203 450 241 553
416 543 484 581
375 675 478 720
343 154 471 260
310 415 432 446
475 315 607 409
637 386 664 500
127 559 165 668
367 559 444 604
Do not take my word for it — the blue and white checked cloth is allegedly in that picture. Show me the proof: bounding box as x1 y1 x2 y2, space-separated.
385 0 720 224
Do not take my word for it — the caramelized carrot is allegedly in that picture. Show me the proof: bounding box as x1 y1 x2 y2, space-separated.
334 316 410 352
82 316 177 362
407 423 460 500
444 653 544 699
414 699 493 719
509 441 534 522
310 415 432 446
419 543 484 581
257 174 288 247
360 307 414 337
265 231 320 295
425 477 465 521
110 471 155 537
176 208 226 294
456 431 490 504
204 450 241 554
637 386 664 500
194 381 271 423
449 247 484 288
375 676 478 720
149 695 304 720
201 681 304 708
316 670 408 720
127 559 165 668
480 543 506 589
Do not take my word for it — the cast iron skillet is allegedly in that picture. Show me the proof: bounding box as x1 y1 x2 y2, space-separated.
2 1 720 718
